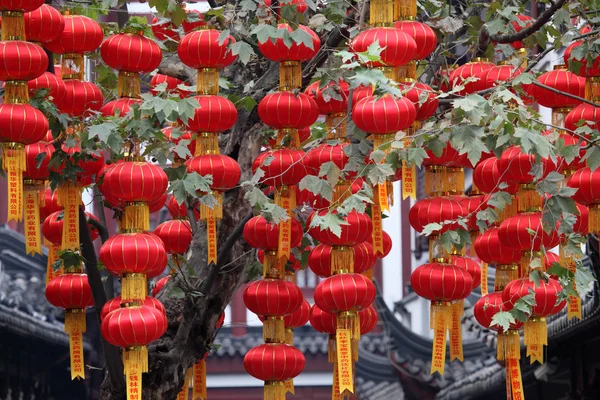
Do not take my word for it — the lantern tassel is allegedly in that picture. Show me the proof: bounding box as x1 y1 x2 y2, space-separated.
61 53 85 80
495 265 518 291
65 309 86 380
263 251 285 279
517 184 542 212
337 311 359 361
331 246 354 275
585 77 600 102
332 180 352 206
589 205 600 235
449 300 464 362
1 11 25 40
285 327 294 346
524 317 547 364
325 113 347 140
369 0 394 25
496 195 518 224
430 302 450 375
363 268 373 280
4 81 29 104
3 143 25 223
397 61 417 82
122 274 148 303
328 334 336 363
264 381 285 400
520 251 544 278
24 187 42 255
200 192 223 220
192 359 207 400
446 167 465 195
197 68 219 95
195 132 220 156
118 71 141 99
497 330 521 361
123 202 150 232
263 316 285 343
394 0 417 19
335 328 354 398
124 347 147 400
425 166 447 197
279 61 302 91
57 182 82 250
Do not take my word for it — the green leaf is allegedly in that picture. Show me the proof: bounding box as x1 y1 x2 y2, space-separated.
491 311 515 332
421 222 443 236
290 27 316 50
318 162 341 187
309 212 348 238
406 147 428 167
536 171 563 196
487 191 512 212
298 175 333 202
230 42 255 65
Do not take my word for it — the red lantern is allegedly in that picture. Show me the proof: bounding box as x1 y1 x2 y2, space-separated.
530 67 586 109
0 0 45 11
304 80 349 115
24 140 52 181
502 278 566 363
258 91 319 129
408 196 466 233
358 306 378 334
150 73 191 98
58 80 104 117
310 304 337 334
507 15 534 49
474 227 521 265
283 299 310 346
258 23 319 62
101 33 162 73
567 168 600 233
42 210 100 246
244 215 303 249
28 71 66 102
178 29 237 69
450 255 481 290
352 95 417 134
40 187 60 220
350 27 417 67
45 15 103 55
564 41 600 77
101 304 168 391
410 261 472 374
304 143 353 177
100 98 141 117
185 154 241 192
101 295 165 320
244 279 303 341
185 95 238 132
314 273 376 314
99 232 168 296
565 103 600 132
393 20 437 60
24 4 64 43
308 210 372 247
45 273 94 379
151 9 204 42
244 343 305 398
401 82 438 121
308 242 376 277
499 146 555 183
379 231 392 258
154 219 193 255
252 148 306 187
166 195 199 220
473 157 518 194
0 41 47 81
449 60 494 95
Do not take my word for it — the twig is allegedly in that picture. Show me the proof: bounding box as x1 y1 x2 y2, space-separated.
531 80 599 107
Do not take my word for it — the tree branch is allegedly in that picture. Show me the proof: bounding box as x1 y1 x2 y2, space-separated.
78 206 126 394
476 0 568 57
531 80 599 107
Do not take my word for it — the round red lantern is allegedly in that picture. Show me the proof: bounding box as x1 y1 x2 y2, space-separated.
506 15 534 49
0 0 45 11
450 255 481 290
393 20 437 60
101 304 168 349
42 210 100 245
474 292 523 332
408 196 466 233
498 212 560 252
101 33 162 73
565 103 600 132
100 295 166 320
243 215 303 250
24 4 64 43
474 227 521 265
100 98 141 117
564 41 600 77
28 71 66 102
45 15 103 55
379 231 392 258
185 95 238 132
0 41 47 82
473 157 518 194
304 80 349 115
58 80 104 117
411 262 472 302
40 188 60 220
352 95 417 134
185 154 241 192
350 27 417 67
308 210 372 247
252 148 306 187
150 73 191 98
102 161 168 204
24 140 52 181
314 273 376 314
530 66 586 109
309 304 337 334
258 91 319 129
244 343 305 396
166 195 199 220
45 273 94 310
308 242 376 277
567 168 600 233
358 306 378 335
401 82 438 121
257 23 320 62
284 299 310 329
154 219 193 255
449 59 494 95
178 29 237 69
499 145 555 183
99 232 168 279
304 143 351 177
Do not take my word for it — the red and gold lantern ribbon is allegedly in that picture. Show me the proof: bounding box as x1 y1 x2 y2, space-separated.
480 262 488 296
507 358 524 400
449 301 464 362
335 328 354 398
430 302 449 375
65 309 86 380
24 188 42 255
3 144 25 222
192 359 207 400
176 368 193 400
371 197 385 257
207 217 218 265
124 347 149 400
57 182 81 250
401 161 416 200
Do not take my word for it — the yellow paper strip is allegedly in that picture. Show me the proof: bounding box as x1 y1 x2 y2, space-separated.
401 161 416 200
336 329 354 396
24 190 42 255
449 301 464 362
69 331 85 380
207 217 217 265
192 359 207 400
371 200 384 257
